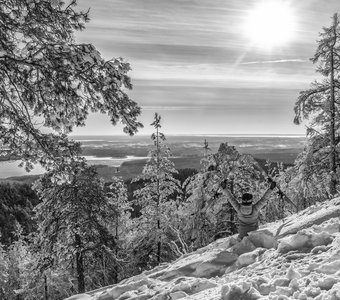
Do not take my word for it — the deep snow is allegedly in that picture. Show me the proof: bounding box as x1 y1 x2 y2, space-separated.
66 197 340 300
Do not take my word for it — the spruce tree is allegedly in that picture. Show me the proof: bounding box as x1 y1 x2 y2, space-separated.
294 13 340 196
34 163 120 293
133 113 180 266
102 176 132 284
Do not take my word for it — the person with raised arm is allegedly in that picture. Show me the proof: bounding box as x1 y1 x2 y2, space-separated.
220 179 277 240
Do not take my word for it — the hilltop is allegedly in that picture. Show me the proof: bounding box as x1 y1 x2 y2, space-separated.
66 197 340 300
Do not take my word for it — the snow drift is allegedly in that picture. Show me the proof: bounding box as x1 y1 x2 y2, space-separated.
66 197 340 300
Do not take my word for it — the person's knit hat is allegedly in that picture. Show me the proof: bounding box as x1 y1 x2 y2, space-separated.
242 193 253 205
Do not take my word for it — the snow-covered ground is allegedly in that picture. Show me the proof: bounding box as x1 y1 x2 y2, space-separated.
66 198 340 300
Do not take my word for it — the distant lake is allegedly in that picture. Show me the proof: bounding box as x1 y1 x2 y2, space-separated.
0 135 306 179
0 155 149 179
0 160 45 178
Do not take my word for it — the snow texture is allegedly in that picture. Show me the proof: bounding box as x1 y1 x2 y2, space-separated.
65 197 340 300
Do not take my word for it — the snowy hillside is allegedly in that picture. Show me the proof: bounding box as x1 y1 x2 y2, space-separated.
66 198 340 300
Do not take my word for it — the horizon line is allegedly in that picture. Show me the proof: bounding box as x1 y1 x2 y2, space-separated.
70 133 306 138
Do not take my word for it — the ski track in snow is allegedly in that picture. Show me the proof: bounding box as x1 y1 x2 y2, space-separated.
66 198 340 300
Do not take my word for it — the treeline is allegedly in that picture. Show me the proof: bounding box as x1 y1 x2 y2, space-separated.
0 167 198 246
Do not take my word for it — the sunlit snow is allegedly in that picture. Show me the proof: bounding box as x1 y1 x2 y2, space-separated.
66 198 340 300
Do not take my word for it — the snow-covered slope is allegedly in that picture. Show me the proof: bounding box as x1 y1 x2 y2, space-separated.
66 198 340 300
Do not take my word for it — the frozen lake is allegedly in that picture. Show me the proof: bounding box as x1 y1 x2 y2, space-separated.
0 135 305 179
0 155 149 179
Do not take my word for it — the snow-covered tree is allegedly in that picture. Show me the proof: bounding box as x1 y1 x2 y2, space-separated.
0 226 75 300
0 242 7 299
279 150 330 209
100 176 133 284
106 177 131 239
0 0 142 171
132 113 180 267
294 13 340 196
34 163 120 293
0 225 41 300
184 143 265 248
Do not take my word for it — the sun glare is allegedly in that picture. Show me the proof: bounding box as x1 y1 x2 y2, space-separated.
244 1 296 49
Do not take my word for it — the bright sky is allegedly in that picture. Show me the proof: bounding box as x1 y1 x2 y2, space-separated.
71 0 339 136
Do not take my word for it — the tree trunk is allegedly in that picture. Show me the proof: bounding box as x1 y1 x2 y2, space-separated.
157 219 161 264
113 219 119 283
75 234 85 293
329 14 337 196
44 274 48 300
156 126 161 264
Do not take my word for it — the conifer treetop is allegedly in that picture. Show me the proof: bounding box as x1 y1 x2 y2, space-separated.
0 0 143 170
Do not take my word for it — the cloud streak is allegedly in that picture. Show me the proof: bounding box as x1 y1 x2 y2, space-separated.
241 59 308 65
142 106 204 111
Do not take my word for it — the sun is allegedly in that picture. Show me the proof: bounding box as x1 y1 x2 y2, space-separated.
244 1 296 49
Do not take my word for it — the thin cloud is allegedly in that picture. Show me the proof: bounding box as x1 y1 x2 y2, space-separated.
142 106 204 111
241 59 307 65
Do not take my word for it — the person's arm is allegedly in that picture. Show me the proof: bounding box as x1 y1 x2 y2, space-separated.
254 180 276 210
220 184 240 213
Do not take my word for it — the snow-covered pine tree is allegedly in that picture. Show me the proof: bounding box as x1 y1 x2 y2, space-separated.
0 225 44 300
184 142 264 248
294 13 340 196
0 242 6 298
1 226 77 300
102 176 133 283
278 150 330 209
34 162 120 293
0 0 142 171
132 113 180 267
